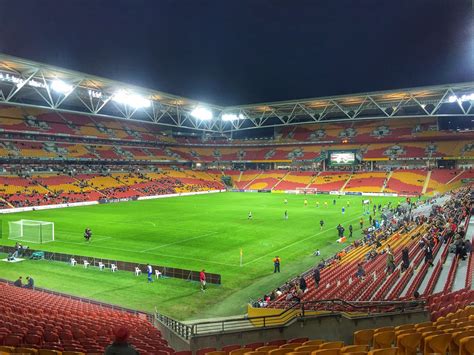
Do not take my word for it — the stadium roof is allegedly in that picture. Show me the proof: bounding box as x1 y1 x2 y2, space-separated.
0 53 473 133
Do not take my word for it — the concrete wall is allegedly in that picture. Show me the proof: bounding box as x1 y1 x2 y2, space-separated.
158 310 429 353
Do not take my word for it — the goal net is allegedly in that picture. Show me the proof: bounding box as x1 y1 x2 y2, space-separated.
295 187 318 194
8 220 55 244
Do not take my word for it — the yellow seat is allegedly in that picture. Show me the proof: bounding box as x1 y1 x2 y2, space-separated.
279 344 303 350
207 352 227 355
13 348 38 354
450 330 474 354
354 329 374 346
374 327 394 334
423 333 451 355
395 329 416 338
319 342 343 350
416 326 437 333
397 332 421 355
38 351 62 355
303 341 325 346
436 324 456 331
244 352 268 355
310 350 341 355
340 345 368 353
256 346 278 352
286 352 310 355
342 352 367 355
268 349 294 355
295 346 321 352
230 348 254 355
0 347 15 353
394 325 414 331
367 349 397 355
459 336 474 355
373 331 395 349
414 322 432 329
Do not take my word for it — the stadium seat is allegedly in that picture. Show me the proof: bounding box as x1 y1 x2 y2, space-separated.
256 346 278 352
268 349 294 355
450 330 474 354
288 338 308 344
206 351 226 355
294 345 321 352
303 341 324 346
372 331 395 349
319 342 343 350
83 260 89 268
243 352 267 355
230 348 253 355
311 350 341 355
354 330 374 346
423 333 451 354
279 344 303 350
38 350 62 355
339 345 368 353
396 332 421 355
221 345 241 354
459 336 474 355
245 343 265 351
267 340 286 347
367 349 397 355
111 264 117 272
98 262 105 270
14 348 38 354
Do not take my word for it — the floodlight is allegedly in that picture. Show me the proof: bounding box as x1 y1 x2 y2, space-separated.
191 107 213 120
222 113 245 121
448 93 474 103
51 80 73 94
113 90 151 108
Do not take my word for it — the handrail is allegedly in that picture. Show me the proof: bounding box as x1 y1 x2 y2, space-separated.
154 298 425 339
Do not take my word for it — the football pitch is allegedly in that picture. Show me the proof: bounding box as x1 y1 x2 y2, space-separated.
0 192 404 320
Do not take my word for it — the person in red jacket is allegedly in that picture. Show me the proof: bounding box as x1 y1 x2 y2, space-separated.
200 269 206 292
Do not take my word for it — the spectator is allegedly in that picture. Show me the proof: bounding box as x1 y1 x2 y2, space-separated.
386 250 395 274
299 275 307 293
13 276 22 287
313 267 320 288
105 326 139 355
401 247 410 272
356 263 366 279
273 256 281 273
24 276 34 289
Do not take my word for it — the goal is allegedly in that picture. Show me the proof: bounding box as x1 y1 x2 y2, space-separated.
295 187 318 194
8 220 55 244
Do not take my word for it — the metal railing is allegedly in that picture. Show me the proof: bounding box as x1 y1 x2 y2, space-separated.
155 298 426 339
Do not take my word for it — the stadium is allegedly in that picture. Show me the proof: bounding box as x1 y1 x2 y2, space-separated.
0 6 474 354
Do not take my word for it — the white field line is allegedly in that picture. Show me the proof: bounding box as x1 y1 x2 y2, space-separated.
140 231 219 252
243 214 362 266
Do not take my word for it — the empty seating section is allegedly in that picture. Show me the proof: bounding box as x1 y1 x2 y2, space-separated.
247 171 288 190
309 172 351 192
234 170 261 189
384 170 427 195
344 172 387 193
275 172 315 190
0 282 172 355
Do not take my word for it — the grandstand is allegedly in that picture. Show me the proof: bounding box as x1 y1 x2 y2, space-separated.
0 53 473 354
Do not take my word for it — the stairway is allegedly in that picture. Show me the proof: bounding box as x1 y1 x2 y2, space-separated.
0 197 14 208
305 172 320 189
380 171 393 193
243 171 263 189
339 174 353 193
271 171 290 190
421 170 432 194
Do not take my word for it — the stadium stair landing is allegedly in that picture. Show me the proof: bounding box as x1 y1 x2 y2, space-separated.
304 171 320 188
339 174 353 193
421 170 432 194
271 171 290 190
0 197 13 208
242 171 263 189
381 171 393 193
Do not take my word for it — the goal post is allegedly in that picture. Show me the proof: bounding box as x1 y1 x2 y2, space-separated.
8 220 54 244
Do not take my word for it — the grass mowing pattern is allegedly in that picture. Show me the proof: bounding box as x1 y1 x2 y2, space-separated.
0 192 404 320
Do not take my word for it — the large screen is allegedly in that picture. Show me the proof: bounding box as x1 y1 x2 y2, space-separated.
329 151 355 165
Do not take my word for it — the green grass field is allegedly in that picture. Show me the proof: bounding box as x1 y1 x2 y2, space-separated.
0 192 404 320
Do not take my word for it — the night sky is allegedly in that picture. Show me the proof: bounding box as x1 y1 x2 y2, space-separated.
0 0 472 106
